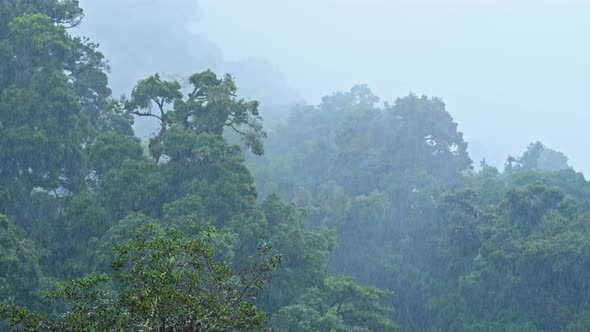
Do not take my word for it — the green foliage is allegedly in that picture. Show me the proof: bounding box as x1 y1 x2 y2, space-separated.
100 159 166 219
0 0 83 33
0 1 402 331
247 81 590 331
248 87 472 330
0 14 83 192
505 141 571 174
259 195 335 311
442 178 587 331
125 70 266 161
10 1 590 331
0 224 281 331
0 215 43 308
272 276 397 332
88 133 143 176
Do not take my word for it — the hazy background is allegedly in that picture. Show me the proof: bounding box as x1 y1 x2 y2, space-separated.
76 0 590 174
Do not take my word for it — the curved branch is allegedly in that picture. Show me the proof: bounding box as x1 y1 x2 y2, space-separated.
61 14 85 29
151 97 166 120
229 124 247 136
130 110 163 122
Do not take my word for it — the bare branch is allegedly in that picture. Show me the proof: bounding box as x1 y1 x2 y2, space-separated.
61 14 85 29
130 110 163 122
229 124 247 136
150 97 166 120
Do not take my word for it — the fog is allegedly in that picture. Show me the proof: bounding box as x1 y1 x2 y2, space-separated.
77 0 590 173
5 1 590 330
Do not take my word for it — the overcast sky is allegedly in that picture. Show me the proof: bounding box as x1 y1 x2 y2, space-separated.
78 0 590 173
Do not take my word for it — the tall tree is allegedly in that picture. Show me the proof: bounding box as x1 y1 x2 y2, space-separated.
0 224 281 332
125 70 266 162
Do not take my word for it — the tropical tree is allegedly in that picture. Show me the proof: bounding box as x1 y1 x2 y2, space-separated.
125 70 266 162
0 224 281 332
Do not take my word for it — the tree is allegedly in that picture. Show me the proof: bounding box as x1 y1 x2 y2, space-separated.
125 70 266 162
505 141 570 174
0 0 84 34
271 276 397 332
0 14 85 194
87 133 144 177
100 159 166 220
384 94 472 182
538 147 570 172
247 88 472 330
0 224 281 332
0 0 130 231
0 215 43 309
259 195 335 311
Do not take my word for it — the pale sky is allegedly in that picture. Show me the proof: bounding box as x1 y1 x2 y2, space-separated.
78 0 590 173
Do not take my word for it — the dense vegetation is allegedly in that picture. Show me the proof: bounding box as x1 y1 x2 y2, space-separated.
248 88 589 331
1 1 590 331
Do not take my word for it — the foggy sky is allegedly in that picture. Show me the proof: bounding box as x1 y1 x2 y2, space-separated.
77 0 590 174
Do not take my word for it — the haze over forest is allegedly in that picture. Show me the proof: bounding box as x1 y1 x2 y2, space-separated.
3 0 590 331
78 0 590 174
